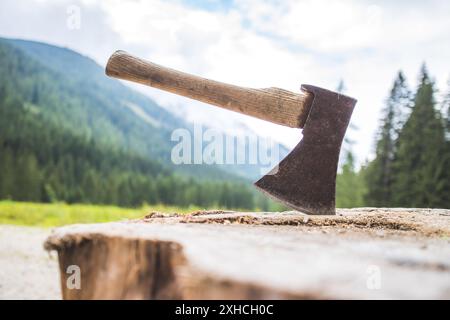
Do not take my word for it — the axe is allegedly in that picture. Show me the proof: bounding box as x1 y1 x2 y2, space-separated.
105 51 356 215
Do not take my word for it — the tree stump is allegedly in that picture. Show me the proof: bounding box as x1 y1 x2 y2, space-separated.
44 208 450 299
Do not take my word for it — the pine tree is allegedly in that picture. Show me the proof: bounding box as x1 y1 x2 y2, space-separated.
336 79 356 161
13 153 42 201
392 64 447 207
443 78 450 137
31 84 39 104
438 78 450 207
336 79 346 94
334 79 367 207
0 148 15 199
365 71 411 206
336 151 366 208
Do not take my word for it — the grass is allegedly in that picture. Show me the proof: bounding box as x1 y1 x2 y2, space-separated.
0 200 202 227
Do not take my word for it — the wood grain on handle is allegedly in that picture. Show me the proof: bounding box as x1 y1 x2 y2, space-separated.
106 51 313 128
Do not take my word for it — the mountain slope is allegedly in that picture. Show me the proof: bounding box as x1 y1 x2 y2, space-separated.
1 39 179 161
0 38 283 210
3 38 289 180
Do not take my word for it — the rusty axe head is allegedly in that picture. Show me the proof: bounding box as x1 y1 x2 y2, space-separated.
105 51 357 215
255 85 356 215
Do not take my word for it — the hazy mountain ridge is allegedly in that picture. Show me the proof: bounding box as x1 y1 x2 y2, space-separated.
1 38 287 209
2 38 288 181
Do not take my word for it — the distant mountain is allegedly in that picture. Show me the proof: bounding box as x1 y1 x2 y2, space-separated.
0 37 285 210
2 38 288 180
0 38 194 174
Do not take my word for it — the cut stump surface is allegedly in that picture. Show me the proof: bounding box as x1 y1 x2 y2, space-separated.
45 208 450 299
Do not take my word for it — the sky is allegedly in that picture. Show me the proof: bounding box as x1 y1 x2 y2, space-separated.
1 0 450 164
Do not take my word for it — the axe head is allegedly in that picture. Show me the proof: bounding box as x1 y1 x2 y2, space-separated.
255 85 356 215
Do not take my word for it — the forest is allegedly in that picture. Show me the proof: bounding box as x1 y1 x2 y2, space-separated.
337 65 450 208
0 38 449 210
0 90 262 209
0 39 281 211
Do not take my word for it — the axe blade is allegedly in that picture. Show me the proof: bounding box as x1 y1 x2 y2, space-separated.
255 85 356 215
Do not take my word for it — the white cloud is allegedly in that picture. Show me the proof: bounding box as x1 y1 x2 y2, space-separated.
237 0 385 52
0 0 449 164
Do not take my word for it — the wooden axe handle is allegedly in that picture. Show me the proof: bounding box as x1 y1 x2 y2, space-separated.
106 51 313 128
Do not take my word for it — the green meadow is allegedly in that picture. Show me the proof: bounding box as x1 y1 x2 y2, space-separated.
0 200 201 227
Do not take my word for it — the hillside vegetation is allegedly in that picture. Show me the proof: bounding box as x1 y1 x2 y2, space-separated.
0 38 282 211
337 66 450 208
1 38 448 213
